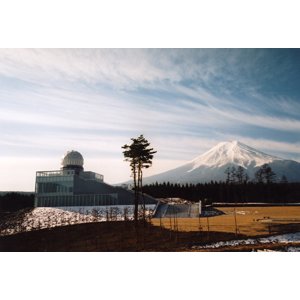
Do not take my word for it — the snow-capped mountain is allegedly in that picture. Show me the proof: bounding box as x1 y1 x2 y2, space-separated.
189 140 281 169
143 140 300 184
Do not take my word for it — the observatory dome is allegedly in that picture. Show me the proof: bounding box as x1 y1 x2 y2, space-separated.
61 150 84 169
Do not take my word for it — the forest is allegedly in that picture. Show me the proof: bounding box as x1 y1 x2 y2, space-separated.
143 164 300 204
0 192 34 212
143 181 300 204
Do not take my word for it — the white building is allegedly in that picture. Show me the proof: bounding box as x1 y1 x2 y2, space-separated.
35 150 157 211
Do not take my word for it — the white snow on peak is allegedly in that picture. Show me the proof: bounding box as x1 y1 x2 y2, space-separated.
189 140 282 171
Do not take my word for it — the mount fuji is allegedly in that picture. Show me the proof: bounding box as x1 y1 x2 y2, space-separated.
143 141 300 184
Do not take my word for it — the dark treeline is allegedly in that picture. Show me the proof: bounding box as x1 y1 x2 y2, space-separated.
0 193 35 212
143 182 300 204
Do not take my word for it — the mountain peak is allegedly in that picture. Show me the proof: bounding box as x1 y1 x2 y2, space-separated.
189 140 281 170
142 140 300 184
216 140 246 149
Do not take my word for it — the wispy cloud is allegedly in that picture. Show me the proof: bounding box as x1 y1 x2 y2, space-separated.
0 49 300 189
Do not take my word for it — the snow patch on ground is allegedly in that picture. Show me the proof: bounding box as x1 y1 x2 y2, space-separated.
0 205 155 236
286 247 300 252
192 232 300 250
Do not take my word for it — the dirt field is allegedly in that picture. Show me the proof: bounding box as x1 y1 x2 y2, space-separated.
151 206 300 236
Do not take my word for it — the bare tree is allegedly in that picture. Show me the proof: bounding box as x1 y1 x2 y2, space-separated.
255 164 276 183
236 166 247 184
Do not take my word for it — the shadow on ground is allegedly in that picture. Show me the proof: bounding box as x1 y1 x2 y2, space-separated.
0 220 246 252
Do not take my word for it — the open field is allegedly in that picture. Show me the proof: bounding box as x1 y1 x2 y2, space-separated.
151 206 300 237
0 220 242 251
1 206 300 251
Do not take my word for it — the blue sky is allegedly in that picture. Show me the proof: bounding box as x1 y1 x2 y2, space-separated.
1 49 300 190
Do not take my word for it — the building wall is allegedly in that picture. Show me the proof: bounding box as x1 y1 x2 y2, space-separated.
35 172 157 207
37 193 118 207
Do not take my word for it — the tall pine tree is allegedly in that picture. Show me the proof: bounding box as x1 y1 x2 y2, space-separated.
122 135 157 225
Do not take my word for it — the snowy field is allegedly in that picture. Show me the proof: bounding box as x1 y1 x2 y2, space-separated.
192 232 300 251
0 205 155 236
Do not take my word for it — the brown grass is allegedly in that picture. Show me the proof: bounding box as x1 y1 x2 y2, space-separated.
2 206 300 251
0 220 242 251
151 206 300 236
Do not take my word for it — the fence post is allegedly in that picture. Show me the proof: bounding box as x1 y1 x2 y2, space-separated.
207 216 210 241
233 207 238 236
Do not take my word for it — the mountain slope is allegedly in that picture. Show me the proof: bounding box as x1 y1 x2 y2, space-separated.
143 141 300 184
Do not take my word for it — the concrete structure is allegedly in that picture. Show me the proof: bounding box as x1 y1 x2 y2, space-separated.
35 150 157 209
153 202 200 218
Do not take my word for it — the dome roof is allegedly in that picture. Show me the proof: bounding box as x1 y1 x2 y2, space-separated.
62 150 84 168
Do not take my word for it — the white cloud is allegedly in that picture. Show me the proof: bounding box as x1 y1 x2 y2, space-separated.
0 49 181 89
0 49 257 91
1 49 300 190
230 137 300 159
213 106 300 132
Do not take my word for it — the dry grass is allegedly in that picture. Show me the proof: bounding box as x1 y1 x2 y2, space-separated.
2 206 300 251
151 206 300 236
0 220 240 251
